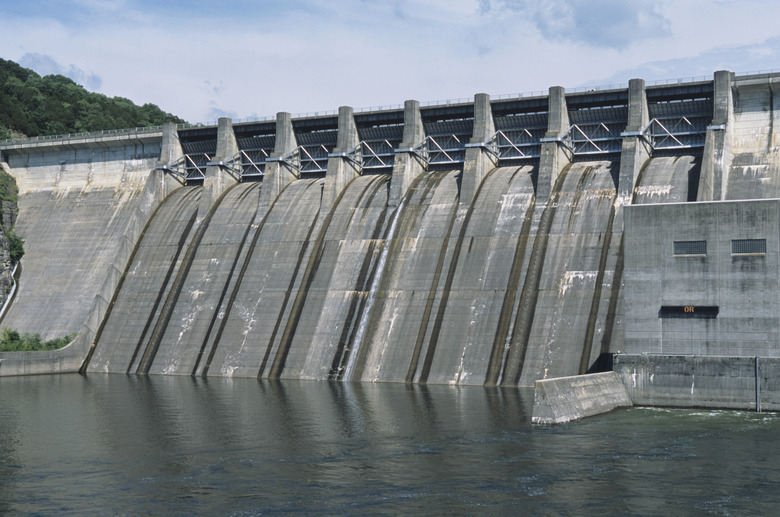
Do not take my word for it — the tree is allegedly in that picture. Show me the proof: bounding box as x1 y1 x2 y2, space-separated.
0 57 185 138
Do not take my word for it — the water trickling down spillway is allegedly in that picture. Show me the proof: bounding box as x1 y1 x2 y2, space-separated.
72 160 630 385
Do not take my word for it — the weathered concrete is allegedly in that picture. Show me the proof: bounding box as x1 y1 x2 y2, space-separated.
0 133 165 340
389 100 426 207
11 70 780 396
624 199 780 357
461 93 498 206
618 79 651 200
322 106 361 210
148 182 261 375
85 187 202 373
422 165 536 386
614 354 780 411
631 155 700 204
537 86 571 203
532 371 632 424
0 126 183 375
159 122 183 168
348 170 462 382
725 73 780 200
259 112 298 209
273 174 392 380
201 179 324 378
698 70 734 201
200 117 240 216
515 161 619 386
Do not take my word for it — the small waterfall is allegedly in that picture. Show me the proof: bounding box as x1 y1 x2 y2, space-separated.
343 200 405 381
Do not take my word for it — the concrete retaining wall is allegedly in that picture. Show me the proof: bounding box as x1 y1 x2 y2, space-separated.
614 354 780 411
532 371 632 424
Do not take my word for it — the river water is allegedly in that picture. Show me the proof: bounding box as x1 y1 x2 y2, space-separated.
1 374 779 515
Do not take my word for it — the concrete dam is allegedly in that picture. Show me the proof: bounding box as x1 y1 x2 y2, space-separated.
2 71 779 399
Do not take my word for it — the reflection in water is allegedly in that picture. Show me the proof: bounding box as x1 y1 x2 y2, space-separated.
1 374 780 514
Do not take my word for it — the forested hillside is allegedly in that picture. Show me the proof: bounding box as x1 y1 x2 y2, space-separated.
0 58 185 139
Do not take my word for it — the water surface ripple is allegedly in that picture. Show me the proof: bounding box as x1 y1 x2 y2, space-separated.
1 375 779 515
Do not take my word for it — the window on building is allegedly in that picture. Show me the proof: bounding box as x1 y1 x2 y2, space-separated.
674 240 706 256
731 239 766 255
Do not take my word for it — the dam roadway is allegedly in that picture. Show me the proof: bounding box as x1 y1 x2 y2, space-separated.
1 71 778 390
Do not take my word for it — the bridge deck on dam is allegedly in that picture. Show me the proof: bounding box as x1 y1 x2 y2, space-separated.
2 71 780 395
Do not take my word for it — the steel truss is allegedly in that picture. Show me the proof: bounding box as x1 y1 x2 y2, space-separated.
560 123 623 155
156 153 210 183
402 134 468 165
639 117 707 150
331 140 398 171
483 129 544 160
206 149 271 181
270 145 330 176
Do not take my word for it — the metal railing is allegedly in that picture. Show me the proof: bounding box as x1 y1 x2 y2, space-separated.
0 125 163 145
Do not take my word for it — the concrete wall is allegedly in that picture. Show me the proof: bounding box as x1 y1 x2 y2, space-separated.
532 372 632 424
0 129 180 375
725 74 780 199
624 199 780 357
615 354 780 411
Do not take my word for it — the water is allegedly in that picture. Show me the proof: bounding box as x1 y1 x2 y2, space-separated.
1 375 780 515
343 199 403 382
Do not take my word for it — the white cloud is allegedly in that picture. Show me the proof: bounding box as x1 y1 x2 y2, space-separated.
18 52 103 90
2 0 780 125
481 0 671 49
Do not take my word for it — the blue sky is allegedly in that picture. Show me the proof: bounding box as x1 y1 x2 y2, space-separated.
1 0 779 124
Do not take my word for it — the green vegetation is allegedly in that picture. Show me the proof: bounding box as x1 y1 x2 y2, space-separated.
0 170 22 262
0 170 17 203
0 327 77 352
0 58 185 139
7 227 23 262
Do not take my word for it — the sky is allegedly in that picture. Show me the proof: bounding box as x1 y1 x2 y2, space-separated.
1 0 779 125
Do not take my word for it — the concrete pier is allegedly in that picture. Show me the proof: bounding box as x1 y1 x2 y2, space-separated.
698 70 734 201
537 86 570 203
389 100 425 207
461 93 498 206
259 112 298 209
200 117 240 215
323 106 361 209
618 79 650 200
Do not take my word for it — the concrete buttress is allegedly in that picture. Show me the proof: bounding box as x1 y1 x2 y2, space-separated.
537 86 571 203
698 70 734 201
618 79 650 201
389 100 426 207
199 117 240 218
461 93 498 207
323 106 361 209
260 112 298 209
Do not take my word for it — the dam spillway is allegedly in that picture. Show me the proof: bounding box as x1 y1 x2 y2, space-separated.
1 71 779 394
83 162 623 384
